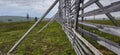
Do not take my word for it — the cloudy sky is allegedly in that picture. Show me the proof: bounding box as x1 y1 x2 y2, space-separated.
0 0 58 18
0 0 119 18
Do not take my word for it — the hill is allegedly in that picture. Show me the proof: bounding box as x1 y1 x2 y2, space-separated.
0 16 34 22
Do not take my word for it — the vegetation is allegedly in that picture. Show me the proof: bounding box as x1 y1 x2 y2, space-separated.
26 13 29 20
0 21 75 55
35 17 38 21
80 20 120 55
0 20 119 55
8 19 12 22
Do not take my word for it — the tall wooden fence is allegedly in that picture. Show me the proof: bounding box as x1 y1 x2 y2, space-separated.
56 0 120 55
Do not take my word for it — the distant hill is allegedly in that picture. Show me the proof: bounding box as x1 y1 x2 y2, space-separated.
0 16 34 22
82 17 120 20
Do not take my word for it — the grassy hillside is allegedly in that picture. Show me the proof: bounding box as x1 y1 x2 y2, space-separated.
0 21 75 55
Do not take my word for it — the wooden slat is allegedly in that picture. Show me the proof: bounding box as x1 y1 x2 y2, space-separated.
72 29 103 55
65 27 93 55
76 38 93 55
69 34 85 55
64 28 82 55
78 21 120 37
78 27 120 54
95 1 120 26
79 1 120 17
81 0 98 9
64 28 79 55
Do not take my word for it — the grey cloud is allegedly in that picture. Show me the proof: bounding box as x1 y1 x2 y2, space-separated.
0 0 57 17
0 0 52 6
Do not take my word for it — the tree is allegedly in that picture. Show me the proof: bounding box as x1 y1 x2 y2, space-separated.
103 18 106 20
35 17 38 21
8 19 12 22
84 18 86 21
26 13 29 20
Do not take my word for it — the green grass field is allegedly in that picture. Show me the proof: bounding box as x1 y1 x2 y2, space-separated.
0 20 120 55
0 21 75 55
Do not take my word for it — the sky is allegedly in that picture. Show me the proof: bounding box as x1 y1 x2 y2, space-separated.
0 0 119 18
0 0 57 18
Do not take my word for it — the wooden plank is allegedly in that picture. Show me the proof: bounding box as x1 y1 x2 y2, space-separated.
81 0 98 9
64 28 78 55
66 28 85 55
69 34 85 55
72 29 103 55
76 38 93 55
66 28 93 55
95 1 120 26
78 27 120 54
64 28 82 55
78 21 120 37
79 1 120 17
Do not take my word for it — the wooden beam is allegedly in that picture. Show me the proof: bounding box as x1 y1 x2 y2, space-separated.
79 1 120 17
78 27 120 54
78 21 120 37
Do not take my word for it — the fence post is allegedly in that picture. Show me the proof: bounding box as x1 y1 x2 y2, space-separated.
81 0 84 37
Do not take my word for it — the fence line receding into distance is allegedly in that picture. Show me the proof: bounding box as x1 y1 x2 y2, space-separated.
7 0 120 55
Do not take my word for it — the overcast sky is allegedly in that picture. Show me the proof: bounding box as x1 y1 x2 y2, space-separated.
0 0 119 18
0 0 57 18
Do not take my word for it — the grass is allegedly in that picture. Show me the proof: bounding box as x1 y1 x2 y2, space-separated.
0 20 120 55
85 20 120 25
0 21 75 55
79 20 120 55
83 20 120 43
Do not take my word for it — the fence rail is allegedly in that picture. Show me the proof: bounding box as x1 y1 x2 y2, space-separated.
79 1 120 17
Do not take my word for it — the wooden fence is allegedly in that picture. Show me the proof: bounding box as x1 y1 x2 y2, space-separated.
7 0 120 55
56 0 120 55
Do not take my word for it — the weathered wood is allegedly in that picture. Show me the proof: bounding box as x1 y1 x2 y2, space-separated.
65 27 92 55
76 38 93 55
81 0 98 9
64 27 82 55
78 27 120 54
78 21 120 37
72 29 103 55
95 1 120 26
79 1 120 17
56 0 120 55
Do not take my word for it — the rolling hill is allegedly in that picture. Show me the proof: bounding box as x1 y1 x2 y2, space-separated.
0 16 34 22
